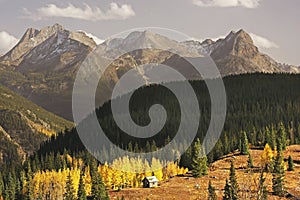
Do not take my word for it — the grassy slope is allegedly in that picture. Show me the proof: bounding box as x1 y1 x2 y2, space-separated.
109 145 300 200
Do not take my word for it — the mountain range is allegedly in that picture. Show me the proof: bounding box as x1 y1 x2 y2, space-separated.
0 24 299 120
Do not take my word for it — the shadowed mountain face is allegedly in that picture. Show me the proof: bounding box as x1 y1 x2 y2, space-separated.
0 24 299 120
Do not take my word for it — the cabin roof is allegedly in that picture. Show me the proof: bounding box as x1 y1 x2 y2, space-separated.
144 176 159 183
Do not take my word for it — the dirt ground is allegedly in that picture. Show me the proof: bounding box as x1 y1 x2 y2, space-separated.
109 145 300 200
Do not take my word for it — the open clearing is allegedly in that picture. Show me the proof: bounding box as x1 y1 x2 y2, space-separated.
109 145 300 200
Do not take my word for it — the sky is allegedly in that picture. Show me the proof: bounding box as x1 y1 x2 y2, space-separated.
0 0 299 65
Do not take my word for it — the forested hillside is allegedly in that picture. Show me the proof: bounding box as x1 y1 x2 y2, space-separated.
39 73 300 164
1 73 300 199
0 83 73 166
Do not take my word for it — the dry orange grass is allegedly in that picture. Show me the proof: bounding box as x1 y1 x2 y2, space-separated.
109 145 300 200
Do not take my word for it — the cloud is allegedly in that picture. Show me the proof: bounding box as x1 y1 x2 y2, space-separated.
249 33 279 49
0 31 19 55
23 3 135 21
192 0 261 8
79 31 104 45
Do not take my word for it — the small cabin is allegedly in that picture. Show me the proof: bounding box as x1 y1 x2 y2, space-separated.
142 176 159 188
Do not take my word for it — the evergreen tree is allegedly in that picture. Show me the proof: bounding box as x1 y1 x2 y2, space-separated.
247 153 254 168
278 122 287 150
65 172 76 200
151 140 157 151
240 131 249 155
208 180 217 200
145 141 151 152
272 150 285 197
265 127 276 150
191 138 208 177
287 155 294 171
223 179 231 200
78 172 87 200
257 171 268 200
19 170 26 196
5 172 16 200
127 142 133 152
90 160 108 200
229 161 239 200
25 162 34 200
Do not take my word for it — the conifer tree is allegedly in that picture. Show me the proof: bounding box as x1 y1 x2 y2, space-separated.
272 149 285 197
78 172 87 200
247 153 254 168
65 172 76 200
19 170 26 195
223 179 231 200
5 172 16 200
25 162 34 200
90 160 108 200
240 131 249 155
145 141 151 152
208 180 217 200
287 155 294 171
265 127 276 150
278 122 287 150
192 138 208 177
151 141 157 151
257 171 268 200
229 161 239 200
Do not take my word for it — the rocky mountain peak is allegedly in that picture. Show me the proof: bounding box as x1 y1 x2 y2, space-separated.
201 39 214 46
210 29 258 60
230 29 258 58
0 24 97 66
40 23 64 34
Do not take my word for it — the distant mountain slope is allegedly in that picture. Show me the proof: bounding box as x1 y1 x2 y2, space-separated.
0 83 73 165
0 24 299 120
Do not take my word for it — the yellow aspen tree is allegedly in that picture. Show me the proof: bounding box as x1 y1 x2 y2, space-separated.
83 166 92 196
144 159 152 177
261 143 274 171
70 168 80 197
151 158 163 181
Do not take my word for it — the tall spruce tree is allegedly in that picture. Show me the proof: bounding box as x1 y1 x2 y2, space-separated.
25 162 34 200
265 127 276 150
229 161 239 200
278 122 287 150
78 172 87 200
208 180 217 200
5 172 16 200
192 138 208 177
90 160 108 200
272 149 285 197
257 171 268 200
240 131 249 155
65 172 76 200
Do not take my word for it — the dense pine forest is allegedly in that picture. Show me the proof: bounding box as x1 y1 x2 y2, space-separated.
38 73 300 163
1 73 300 199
